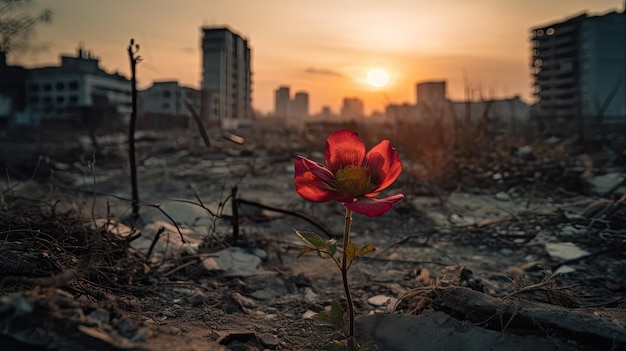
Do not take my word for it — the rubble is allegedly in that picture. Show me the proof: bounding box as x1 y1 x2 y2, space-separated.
0 125 624 350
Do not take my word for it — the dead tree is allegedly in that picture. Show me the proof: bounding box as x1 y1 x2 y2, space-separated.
127 38 141 220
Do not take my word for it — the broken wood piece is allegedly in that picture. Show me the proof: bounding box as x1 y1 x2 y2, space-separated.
399 286 625 350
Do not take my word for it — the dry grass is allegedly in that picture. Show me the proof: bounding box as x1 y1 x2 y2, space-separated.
0 190 150 307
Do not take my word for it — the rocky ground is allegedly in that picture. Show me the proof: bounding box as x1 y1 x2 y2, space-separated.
0 122 625 350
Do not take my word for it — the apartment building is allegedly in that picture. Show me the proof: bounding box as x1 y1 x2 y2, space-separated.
138 81 201 130
292 91 309 118
274 86 290 117
24 47 131 128
387 80 530 131
201 26 252 129
531 9 626 129
341 97 364 119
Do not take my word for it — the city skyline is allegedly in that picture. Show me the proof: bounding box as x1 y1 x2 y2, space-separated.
13 0 624 115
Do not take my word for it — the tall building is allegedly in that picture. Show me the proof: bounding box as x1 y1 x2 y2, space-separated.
138 81 201 130
340 97 364 119
201 26 252 129
387 79 530 131
274 85 290 117
24 46 130 128
292 91 309 118
416 81 447 107
531 9 626 128
0 52 28 128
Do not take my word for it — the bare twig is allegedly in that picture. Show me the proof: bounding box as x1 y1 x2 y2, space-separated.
127 38 142 221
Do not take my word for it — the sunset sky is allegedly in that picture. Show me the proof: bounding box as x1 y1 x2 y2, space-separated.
15 0 625 115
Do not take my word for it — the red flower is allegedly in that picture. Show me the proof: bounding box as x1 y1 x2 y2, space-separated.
295 129 404 217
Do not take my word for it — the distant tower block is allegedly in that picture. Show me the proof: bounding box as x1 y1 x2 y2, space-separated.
292 91 309 118
274 86 290 117
201 26 252 129
416 81 447 106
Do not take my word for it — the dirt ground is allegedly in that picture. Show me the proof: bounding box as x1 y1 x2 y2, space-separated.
0 122 625 350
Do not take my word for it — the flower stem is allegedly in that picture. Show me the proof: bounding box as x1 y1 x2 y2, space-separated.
341 208 356 350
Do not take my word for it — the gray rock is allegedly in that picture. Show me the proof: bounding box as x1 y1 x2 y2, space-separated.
356 311 579 351
587 172 625 194
259 333 279 348
545 242 590 262
202 247 265 277
367 295 392 307
494 191 511 201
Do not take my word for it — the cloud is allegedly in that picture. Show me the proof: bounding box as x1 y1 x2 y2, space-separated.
305 67 343 76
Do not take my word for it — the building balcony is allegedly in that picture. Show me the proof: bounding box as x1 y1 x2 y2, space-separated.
538 88 578 100
539 97 579 108
546 76 576 87
536 35 575 48
535 69 562 79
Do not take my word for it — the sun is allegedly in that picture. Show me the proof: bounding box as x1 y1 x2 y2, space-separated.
366 68 389 88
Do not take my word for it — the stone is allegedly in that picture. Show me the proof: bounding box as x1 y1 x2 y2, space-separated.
545 242 590 262
356 311 580 351
259 333 279 349
201 247 265 277
494 192 511 201
302 310 317 319
587 172 625 194
367 295 392 307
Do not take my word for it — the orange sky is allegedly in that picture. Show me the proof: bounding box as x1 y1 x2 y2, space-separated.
14 0 625 115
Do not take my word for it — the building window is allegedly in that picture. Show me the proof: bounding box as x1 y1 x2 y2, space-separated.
43 83 52 92
43 96 52 104
163 91 171 98
56 96 65 104
69 95 78 104
560 62 573 72
162 102 170 109
29 96 39 104
69 81 79 91
29 84 39 92
56 82 65 91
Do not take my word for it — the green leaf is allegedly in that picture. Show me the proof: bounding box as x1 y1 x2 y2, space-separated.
298 246 317 258
295 229 326 249
357 244 376 258
324 341 347 351
313 300 346 329
327 238 337 256
357 341 375 350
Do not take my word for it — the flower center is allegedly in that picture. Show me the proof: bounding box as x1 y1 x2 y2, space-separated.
335 165 373 198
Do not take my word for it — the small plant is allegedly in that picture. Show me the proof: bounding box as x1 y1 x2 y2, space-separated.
293 129 403 350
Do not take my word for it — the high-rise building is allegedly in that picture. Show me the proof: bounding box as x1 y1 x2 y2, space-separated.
416 81 447 106
292 91 309 118
340 97 364 119
274 85 290 117
201 26 252 129
138 81 201 130
531 9 626 128
25 46 131 127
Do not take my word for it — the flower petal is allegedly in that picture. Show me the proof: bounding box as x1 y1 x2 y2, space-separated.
325 129 366 174
344 194 404 217
365 140 402 193
297 156 336 183
294 156 341 202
